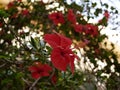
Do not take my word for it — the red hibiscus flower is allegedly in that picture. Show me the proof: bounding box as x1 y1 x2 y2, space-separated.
7 2 14 9
44 33 79 73
67 9 76 24
73 24 84 33
29 62 52 79
22 9 29 16
84 24 99 37
48 12 65 25
51 47 76 73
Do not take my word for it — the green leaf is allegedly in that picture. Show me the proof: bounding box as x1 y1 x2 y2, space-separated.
110 6 115 10
30 37 37 49
0 54 9 59
84 0 89 2
0 9 9 18
1 78 13 86
94 8 102 16
104 3 108 8
115 10 118 14
92 3 97 8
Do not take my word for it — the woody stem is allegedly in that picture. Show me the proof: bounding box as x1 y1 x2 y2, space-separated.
29 77 40 90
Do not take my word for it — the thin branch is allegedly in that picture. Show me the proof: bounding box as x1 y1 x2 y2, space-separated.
22 78 30 86
49 68 55 80
29 77 40 90
0 63 6 68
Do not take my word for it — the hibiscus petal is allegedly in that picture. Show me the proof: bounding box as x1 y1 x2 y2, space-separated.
44 33 72 49
60 34 72 48
44 34 60 48
51 48 69 71
29 66 38 72
74 24 83 33
67 9 76 24
48 13 57 20
31 72 41 79
41 72 50 77
43 64 52 72
48 12 65 25
64 53 75 74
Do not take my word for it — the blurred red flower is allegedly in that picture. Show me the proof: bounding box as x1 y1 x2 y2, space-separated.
67 9 76 24
22 9 29 16
29 62 52 79
7 2 14 9
85 24 99 37
48 12 65 25
73 24 98 37
44 33 79 73
73 24 83 33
